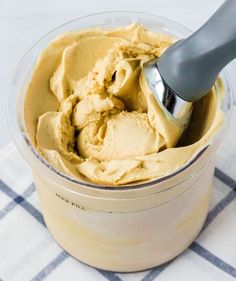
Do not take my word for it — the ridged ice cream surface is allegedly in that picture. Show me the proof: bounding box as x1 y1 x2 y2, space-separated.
24 24 224 185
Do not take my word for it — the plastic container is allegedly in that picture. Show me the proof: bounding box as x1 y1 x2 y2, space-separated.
7 12 233 272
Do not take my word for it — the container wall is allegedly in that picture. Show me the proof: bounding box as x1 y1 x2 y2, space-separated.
33 161 214 272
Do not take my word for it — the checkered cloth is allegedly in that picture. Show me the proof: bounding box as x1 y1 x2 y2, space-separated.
0 111 236 281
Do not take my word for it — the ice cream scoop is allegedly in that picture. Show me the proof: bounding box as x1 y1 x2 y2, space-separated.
144 0 236 121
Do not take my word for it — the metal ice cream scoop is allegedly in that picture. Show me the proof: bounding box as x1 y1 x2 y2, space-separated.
144 0 236 121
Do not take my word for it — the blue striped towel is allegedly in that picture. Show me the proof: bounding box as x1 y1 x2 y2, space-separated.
0 108 236 281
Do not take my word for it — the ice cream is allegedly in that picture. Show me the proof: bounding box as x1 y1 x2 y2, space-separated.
24 24 224 186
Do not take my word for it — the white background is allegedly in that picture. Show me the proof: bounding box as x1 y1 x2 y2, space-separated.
0 0 235 148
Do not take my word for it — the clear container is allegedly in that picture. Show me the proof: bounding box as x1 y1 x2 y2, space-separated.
7 12 234 272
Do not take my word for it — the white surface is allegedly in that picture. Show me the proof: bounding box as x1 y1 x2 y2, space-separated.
1 0 235 147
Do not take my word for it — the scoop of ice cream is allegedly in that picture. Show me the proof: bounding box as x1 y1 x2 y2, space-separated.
77 111 163 161
24 24 223 185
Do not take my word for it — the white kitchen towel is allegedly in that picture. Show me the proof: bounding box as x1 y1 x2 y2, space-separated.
0 111 236 281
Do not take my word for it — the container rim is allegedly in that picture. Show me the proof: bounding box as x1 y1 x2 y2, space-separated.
6 11 234 192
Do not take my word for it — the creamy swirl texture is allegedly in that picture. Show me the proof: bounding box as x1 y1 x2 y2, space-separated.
24 24 224 185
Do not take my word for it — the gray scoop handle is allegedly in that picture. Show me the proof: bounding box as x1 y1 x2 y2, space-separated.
158 0 236 102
